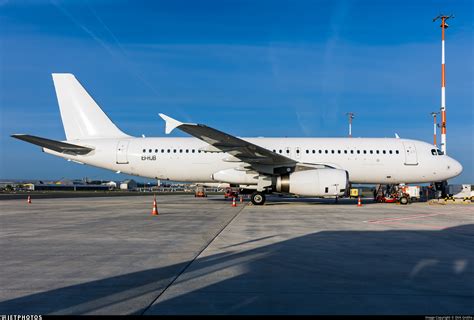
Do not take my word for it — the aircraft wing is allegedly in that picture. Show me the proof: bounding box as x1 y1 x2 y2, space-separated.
11 134 94 155
159 114 296 174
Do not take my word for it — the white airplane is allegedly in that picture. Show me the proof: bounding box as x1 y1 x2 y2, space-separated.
12 74 463 205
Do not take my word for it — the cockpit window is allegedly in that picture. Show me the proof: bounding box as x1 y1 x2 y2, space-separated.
431 149 444 156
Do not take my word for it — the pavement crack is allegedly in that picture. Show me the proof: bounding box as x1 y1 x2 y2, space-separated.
140 203 247 315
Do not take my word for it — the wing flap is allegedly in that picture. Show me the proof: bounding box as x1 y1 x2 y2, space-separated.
11 134 94 155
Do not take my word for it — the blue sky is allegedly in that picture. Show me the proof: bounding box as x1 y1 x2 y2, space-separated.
0 0 472 183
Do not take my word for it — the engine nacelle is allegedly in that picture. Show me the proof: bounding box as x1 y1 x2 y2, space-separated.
212 168 259 185
276 168 348 197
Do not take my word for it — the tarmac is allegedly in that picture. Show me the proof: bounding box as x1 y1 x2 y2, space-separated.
0 195 473 315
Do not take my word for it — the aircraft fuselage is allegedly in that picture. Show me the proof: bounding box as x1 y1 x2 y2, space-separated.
44 136 462 184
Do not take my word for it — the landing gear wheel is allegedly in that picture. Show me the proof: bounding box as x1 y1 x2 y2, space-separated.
251 192 266 205
399 196 409 205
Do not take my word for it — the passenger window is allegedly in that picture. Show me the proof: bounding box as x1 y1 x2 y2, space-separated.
344 150 347 154
363 150 367 154
148 149 152 153
337 150 341 154
142 149 146 153
173 149 177 153
350 150 354 154
357 150 360 154
369 150 373 154
376 150 379 154
192 149 195 153
185 149 189 153
167 149 170 153
296 149 300 154
306 150 309 154
325 150 328 154
396 150 399 154
331 150 335 154
325 187 328 193
382 150 386 154
279 150 282 154
198 150 201 153
155 149 158 153
286 149 290 154
389 150 392 154
319 150 322 154
161 149 164 153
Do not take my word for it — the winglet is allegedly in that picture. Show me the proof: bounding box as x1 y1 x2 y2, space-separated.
159 113 183 134
395 133 400 139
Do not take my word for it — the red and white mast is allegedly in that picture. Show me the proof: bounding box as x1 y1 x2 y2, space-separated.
433 14 453 154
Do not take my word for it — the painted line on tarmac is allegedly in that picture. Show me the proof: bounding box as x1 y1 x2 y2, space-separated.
368 221 444 230
364 211 462 224
363 210 471 230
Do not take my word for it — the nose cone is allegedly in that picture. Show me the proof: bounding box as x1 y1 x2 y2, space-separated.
447 157 463 178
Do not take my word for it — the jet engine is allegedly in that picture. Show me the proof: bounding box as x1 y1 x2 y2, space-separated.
276 168 348 197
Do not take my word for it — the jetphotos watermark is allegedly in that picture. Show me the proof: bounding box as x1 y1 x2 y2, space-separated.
1 316 42 320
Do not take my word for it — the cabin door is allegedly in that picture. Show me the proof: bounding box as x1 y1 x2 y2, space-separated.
403 142 418 165
116 140 130 164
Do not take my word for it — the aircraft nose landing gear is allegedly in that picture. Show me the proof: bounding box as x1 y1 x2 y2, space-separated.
251 192 266 205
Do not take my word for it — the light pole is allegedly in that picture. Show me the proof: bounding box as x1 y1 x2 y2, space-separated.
430 112 439 147
346 112 355 137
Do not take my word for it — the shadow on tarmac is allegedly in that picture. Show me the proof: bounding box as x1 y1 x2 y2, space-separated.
0 225 472 315
211 196 377 206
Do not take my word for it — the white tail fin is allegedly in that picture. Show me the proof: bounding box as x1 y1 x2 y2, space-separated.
52 73 129 140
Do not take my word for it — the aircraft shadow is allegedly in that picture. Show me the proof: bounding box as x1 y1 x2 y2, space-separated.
0 225 472 315
209 196 378 206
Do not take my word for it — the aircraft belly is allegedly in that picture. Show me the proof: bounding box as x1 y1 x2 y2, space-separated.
145 158 236 182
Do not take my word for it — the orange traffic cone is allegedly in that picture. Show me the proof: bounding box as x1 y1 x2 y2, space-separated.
27 195 31 204
357 196 362 207
240 196 243 203
151 194 159 215
232 197 237 207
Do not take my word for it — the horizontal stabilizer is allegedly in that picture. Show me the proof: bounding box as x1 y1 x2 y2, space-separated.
11 134 94 155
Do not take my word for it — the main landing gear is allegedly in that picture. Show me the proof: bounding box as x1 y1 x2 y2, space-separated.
251 192 266 205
